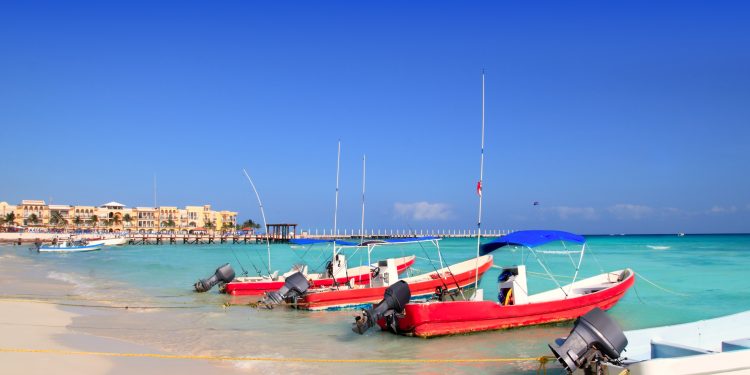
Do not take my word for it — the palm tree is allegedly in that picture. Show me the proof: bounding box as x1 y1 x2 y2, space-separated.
50 211 65 227
90 215 99 229
73 216 82 228
204 219 215 229
5 212 16 227
123 213 132 228
240 219 261 229
28 213 39 225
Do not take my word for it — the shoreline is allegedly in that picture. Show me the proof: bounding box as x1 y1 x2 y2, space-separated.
0 251 242 375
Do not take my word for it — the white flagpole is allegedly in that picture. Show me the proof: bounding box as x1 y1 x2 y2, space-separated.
473 70 486 300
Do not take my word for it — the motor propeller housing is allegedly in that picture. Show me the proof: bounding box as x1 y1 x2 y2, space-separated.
352 280 411 334
194 263 235 293
263 271 310 305
549 307 628 374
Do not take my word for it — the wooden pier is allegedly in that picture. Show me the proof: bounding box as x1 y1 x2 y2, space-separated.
125 234 282 245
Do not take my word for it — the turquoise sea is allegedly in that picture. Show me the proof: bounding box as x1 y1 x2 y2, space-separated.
2 234 750 374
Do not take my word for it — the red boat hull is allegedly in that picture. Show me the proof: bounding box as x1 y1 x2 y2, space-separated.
222 256 416 296
384 269 635 338
294 256 494 311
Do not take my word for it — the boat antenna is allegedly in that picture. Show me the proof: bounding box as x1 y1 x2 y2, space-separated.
360 154 366 247
360 155 370 285
242 168 273 276
153 174 157 208
473 69 486 300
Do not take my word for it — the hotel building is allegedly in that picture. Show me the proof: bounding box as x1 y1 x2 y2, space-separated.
0 200 237 233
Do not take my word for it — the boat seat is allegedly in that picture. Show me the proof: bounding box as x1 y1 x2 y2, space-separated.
651 340 713 359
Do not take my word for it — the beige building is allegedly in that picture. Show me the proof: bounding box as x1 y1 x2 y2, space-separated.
1 199 237 233
16 200 49 226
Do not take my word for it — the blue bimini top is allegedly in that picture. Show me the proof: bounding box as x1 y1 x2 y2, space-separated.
480 230 585 255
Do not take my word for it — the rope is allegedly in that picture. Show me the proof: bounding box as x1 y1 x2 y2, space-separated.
0 347 555 365
537 355 551 374
0 297 201 310
635 272 689 297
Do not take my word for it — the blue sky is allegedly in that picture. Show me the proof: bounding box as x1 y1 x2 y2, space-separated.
1 1 748 234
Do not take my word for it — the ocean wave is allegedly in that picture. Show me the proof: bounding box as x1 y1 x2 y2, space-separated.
47 271 97 294
646 245 671 250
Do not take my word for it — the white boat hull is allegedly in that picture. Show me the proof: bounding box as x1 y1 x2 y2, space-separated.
594 310 750 375
38 244 102 253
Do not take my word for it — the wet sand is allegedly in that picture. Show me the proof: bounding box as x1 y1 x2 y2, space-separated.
0 253 242 375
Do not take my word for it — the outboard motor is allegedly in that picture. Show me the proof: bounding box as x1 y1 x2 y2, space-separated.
549 307 628 374
262 271 310 306
194 263 235 293
352 280 411 334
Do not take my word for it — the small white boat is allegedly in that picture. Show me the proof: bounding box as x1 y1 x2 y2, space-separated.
552 309 750 374
601 310 750 374
87 237 127 246
38 240 102 253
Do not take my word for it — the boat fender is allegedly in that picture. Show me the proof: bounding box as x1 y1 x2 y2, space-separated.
497 269 515 304
194 263 235 293
617 270 630 282
370 266 380 278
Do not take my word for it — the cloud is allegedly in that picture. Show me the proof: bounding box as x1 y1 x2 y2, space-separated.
608 204 654 219
708 205 738 214
393 202 452 221
545 206 598 220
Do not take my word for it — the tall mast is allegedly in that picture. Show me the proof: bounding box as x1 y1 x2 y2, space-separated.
473 70 486 299
333 140 341 261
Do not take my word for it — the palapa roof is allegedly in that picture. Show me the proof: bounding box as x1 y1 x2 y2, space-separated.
100 201 126 208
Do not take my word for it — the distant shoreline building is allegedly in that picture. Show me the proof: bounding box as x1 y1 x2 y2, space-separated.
0 200 237 233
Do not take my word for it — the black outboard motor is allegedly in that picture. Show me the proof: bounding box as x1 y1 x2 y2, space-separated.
262 271 310 306
194 263 235 292
549 307 628 374
352 280 411 334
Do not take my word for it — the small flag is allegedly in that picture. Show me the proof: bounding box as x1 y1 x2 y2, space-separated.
476 180 482 197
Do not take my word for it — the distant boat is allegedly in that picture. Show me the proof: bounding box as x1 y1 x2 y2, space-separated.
678 232 686 237
38 239 101 253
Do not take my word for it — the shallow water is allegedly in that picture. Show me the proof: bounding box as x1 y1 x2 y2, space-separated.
2 234 749 374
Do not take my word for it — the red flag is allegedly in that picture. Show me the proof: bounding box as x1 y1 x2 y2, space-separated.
476 180 482 197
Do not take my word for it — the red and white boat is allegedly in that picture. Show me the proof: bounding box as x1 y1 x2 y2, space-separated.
354 230 635 338
223 254 416 296
289 254 493 311
223 236 446 296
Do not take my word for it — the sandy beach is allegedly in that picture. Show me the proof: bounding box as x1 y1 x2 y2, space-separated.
0 251 242 375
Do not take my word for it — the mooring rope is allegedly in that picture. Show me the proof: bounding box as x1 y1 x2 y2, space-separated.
634 272 689 297
0 347 555 366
